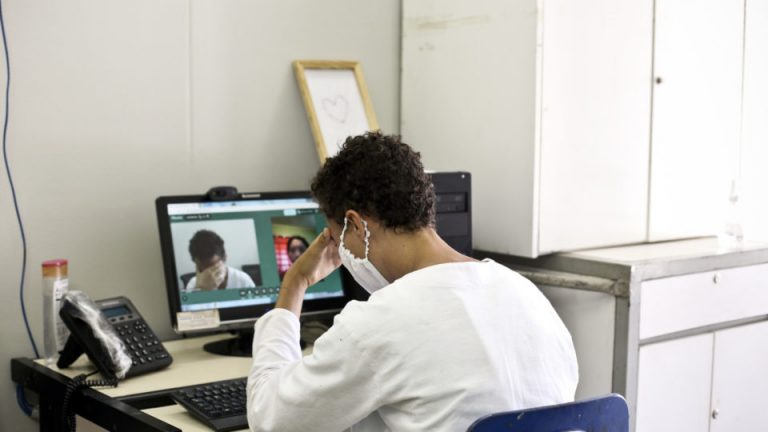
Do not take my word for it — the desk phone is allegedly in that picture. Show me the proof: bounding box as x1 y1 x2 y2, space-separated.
98 297 173 376
58 295 173 379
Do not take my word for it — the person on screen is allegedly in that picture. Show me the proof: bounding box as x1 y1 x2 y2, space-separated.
246 132 578 431
278 236 310 280
185 229 255 291
278 236 309 280
286 236 309 264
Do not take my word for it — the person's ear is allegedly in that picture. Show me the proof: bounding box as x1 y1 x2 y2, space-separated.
344 210 366 239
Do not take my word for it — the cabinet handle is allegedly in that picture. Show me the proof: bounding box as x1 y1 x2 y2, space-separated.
713 272 722 284
655 77 663 84
712 409 720 420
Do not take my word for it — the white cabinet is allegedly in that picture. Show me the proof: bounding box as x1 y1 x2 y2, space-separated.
636 334 713 432
403 0 761 257
402 0 653 257
635 322 768 432
537 0 653 255
510 239 768 431
648 0 745 241
635 264 768 431
710 321 768 431
741 0 768 242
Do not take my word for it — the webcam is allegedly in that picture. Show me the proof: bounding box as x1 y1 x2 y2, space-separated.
206 186 240 201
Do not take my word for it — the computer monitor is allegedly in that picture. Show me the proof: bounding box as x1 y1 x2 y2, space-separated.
155 191 349 356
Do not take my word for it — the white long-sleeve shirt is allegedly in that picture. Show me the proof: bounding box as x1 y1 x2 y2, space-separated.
185 266 255 291
247 259 578 432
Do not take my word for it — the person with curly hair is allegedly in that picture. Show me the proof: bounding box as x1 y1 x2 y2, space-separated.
247 132 578 431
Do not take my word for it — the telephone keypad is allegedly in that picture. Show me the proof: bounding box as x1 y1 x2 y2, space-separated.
112 316 172 377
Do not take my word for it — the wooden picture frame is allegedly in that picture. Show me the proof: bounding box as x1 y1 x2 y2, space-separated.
293 60 379 163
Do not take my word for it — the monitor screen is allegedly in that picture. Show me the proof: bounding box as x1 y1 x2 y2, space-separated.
156 191 348 333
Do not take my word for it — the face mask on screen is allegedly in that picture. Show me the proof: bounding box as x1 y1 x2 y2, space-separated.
338 218 389 294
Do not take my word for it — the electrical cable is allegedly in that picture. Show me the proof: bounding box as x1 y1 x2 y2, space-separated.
0 0 37 358
15 383 32 416
62 371 119 432
0 0 43 418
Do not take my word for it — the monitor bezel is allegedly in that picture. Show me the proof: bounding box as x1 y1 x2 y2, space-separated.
155 191 350 334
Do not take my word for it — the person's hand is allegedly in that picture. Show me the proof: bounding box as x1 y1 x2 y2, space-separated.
282 228 341 292
277 228 341 317
196 261 227 290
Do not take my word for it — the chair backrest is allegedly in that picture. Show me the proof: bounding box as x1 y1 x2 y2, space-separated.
179 272 195 288
241 264 262 286
466 393 629 432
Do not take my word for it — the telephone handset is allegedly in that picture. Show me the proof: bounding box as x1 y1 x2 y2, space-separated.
57 292 173 380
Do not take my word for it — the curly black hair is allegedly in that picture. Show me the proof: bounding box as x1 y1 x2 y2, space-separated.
189 230 226 261
311 131 436 232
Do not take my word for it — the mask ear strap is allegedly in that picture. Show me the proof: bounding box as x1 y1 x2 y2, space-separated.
361 219 371 259
340 217 371 260
340 217 349 244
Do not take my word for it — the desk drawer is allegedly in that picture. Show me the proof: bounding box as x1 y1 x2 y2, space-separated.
639 264 768 340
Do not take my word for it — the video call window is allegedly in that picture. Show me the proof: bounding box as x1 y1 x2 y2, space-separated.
170 220 260 292
165 198 344 313
272 215 314 279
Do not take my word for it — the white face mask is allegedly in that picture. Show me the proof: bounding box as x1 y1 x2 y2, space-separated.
338 218 389 294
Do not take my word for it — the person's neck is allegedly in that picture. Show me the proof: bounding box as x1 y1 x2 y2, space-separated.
380 227 475 282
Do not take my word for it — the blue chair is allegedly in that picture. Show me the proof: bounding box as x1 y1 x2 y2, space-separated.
467 393 629 432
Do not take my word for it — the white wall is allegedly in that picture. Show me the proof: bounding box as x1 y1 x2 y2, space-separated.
0 1 401 430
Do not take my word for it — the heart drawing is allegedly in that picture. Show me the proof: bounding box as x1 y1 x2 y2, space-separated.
321 96 349 124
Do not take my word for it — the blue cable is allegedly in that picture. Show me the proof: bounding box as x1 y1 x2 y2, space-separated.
0 0 37 359
16 384 32 416
0 0 40 418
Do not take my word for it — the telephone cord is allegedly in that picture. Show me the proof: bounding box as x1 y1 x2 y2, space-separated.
62 371 119 432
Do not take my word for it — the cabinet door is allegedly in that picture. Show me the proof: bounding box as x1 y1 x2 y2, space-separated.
538 0 653 254
741 0 768 242
401 0 540 258
636 335 713 432
710 321 768 432
648 0 744 241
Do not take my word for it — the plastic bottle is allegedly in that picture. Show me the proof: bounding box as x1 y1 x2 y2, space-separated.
42 259 70 365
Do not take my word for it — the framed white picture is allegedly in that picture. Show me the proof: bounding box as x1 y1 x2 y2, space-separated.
293 60 379 162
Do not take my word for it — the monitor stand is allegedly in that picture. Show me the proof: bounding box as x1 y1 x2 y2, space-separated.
202 328 308 357
203 329 254 357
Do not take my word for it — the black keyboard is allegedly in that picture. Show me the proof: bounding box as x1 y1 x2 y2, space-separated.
171 378 248 431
